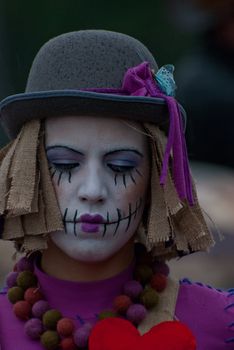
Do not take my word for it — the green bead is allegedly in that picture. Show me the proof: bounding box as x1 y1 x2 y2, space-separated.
7 286 24 304
98 310 116 320
42 309 62 329
134 264 153 284
40 330 60 350
140 287 159 309
17 271 37 290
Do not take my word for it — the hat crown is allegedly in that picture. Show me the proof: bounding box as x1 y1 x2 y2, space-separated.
26 30 158 92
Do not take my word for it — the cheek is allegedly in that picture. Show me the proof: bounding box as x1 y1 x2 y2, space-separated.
116 180 148 208
52 180 73 206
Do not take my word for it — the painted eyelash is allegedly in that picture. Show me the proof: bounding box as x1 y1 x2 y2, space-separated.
114 167 142 186
49 165 72 184
49 163 142 187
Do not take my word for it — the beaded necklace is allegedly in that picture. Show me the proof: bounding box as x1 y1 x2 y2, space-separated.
6 249 169 350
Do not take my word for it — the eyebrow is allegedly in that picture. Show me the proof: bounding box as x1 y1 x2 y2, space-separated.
46 145 143 157
105 148 143 157
46 145 84 155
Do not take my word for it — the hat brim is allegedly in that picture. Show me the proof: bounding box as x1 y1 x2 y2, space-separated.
0 90 186 139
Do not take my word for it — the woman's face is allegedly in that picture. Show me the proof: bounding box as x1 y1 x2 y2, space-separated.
45 116 150 262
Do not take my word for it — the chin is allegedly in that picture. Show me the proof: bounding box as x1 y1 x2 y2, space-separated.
50 231 130 263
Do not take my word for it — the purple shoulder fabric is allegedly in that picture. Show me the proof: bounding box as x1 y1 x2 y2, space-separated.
176 279 234 349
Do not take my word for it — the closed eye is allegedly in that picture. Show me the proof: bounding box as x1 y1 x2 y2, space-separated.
50 163 80 171
107 163 135 173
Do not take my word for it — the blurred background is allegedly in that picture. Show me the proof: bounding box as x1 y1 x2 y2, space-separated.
1 0 234 289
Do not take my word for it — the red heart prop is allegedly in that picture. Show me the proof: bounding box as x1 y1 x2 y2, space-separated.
89 318 196 350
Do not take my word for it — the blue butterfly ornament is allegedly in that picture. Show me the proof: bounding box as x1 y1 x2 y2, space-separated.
154 64 177 97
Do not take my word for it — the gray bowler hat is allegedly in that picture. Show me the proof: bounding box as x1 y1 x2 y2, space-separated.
0 30 186 139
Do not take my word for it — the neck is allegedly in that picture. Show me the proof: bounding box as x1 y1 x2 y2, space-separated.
41 238 135 282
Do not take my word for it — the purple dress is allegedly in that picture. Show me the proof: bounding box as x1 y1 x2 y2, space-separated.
0 262 234 349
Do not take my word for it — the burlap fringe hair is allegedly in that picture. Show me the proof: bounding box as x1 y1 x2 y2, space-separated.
0 119 214 258
136 123 215 259
0 119 63 252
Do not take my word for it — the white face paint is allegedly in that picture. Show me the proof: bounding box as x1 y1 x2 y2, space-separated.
45 116 150 262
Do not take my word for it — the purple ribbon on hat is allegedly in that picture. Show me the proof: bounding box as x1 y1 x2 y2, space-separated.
84 62 194 205
122 62 194 205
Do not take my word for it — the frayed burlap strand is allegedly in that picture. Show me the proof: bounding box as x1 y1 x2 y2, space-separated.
7 120 40 216
0 120 64 252
141 123 181 250
0 134 21 215
22 235 48 252
21 189 47 235
140 123 214 259
144 123 182 216
144 132 171 248
30 166 40 213
2 216 25 240
172 187 215 252
37 132 64 233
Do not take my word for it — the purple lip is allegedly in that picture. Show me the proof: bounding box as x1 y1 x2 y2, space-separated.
79 214 104 224
81 223 100 233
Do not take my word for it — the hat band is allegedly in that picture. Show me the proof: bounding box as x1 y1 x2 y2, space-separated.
82 62 194 206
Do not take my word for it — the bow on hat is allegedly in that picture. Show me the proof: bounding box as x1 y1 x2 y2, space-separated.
121 62 194 206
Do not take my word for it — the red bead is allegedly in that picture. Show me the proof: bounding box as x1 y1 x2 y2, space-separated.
13 300 32 320
60 337 77 350
152 261 170 276
57 318 75 337
150 273 167 292
24 287 44 305
113 295 132 314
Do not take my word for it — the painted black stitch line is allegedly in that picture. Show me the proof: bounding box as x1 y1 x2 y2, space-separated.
63 208 68 233
106 199 142 227
64 199 142 236
102 211 110 237
114 208 122 236
57 171 63 186
125 203 132 232
135 168 143 177
134 198 142 219
113 198 142 236
135 198 142 219
73 209 78 236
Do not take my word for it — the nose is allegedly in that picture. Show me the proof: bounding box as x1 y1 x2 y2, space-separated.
77 163 107 204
